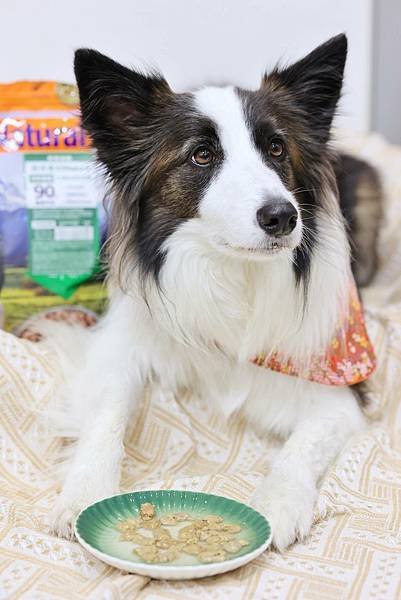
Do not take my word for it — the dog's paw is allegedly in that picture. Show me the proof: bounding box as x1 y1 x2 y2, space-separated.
49 484 119 540
49 497 81 540
252 477 316 552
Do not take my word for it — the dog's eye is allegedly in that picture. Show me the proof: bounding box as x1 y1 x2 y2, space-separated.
191 146 214 167
269 139 285 159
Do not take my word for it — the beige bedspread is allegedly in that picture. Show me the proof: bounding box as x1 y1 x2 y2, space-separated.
1 131 401 599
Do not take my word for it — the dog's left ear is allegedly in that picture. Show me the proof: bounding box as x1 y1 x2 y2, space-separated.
263 34 347 141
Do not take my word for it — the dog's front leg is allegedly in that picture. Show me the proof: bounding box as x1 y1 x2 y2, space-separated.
51 395 133 539
49 299 146 539
252 386 365 551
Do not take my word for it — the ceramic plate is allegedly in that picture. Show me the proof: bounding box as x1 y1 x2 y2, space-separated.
75 489 272 579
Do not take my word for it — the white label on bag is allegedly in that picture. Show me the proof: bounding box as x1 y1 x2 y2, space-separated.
24 153 100 209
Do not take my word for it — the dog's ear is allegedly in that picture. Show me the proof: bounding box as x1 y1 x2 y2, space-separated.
74 49 171 173
263 34 347 141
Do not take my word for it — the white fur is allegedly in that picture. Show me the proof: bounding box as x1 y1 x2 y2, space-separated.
47 87 365 550
194 87 303 256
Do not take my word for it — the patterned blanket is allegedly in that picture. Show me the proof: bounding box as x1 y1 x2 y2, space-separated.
1 131 401 599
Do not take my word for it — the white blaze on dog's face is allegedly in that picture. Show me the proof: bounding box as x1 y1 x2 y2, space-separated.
193 86 302 259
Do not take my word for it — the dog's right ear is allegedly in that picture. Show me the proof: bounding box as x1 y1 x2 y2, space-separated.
74 49 171 172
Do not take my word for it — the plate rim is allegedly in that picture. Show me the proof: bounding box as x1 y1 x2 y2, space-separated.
74 489 273 578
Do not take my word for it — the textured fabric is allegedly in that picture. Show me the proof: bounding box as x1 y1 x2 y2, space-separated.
251 281 377 386
1 131 401 599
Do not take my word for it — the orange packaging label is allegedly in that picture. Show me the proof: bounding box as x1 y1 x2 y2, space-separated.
0 81 91 153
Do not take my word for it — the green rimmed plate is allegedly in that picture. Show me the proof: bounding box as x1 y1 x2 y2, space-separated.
75 489 272 579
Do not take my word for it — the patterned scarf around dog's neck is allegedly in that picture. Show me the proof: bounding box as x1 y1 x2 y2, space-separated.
251 281 376 386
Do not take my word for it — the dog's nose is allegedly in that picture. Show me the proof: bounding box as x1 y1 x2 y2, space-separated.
256 202 298 237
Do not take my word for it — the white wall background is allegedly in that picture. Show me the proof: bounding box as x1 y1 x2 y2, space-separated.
1 0 373 131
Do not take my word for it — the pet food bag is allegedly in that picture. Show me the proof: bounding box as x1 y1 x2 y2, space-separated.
0 81 108 331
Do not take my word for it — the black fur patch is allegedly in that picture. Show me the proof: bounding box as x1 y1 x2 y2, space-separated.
74 49 223 282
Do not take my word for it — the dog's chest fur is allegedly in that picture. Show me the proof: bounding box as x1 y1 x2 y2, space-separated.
114 207 350 431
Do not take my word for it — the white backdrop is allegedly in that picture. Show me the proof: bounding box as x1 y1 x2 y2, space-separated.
1 0 373 131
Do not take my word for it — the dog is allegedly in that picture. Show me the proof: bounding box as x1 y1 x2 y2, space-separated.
48 34 382 551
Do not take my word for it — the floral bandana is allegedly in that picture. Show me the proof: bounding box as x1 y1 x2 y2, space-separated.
251 282 376 386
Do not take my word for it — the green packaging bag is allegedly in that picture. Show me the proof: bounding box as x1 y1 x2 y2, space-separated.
26 153 101 298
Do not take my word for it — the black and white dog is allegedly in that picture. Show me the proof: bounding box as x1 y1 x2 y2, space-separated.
50 35 381 550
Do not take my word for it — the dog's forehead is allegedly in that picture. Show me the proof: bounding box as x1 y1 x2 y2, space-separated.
192 86 256 154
